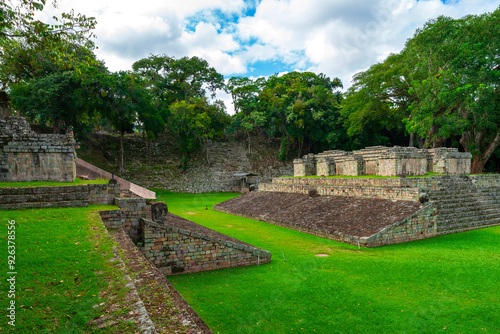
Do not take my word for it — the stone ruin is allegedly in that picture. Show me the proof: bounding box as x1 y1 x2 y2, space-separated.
294 146 472 177
0 116 76 182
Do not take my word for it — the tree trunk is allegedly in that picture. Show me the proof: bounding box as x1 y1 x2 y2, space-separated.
119 131 125 174
470 156 487 174
53 118 62 134
147 138 152 166
409 133 415 147
466 131 500 174
246 130 251 154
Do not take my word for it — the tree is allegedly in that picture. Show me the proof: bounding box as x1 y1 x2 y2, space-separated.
227 76 266 153
341 7 499 173
0 1 96 85
133 54 229 168
341 53 412 149
168 98 229 170
101 71 153 174
257 72 344 159
132 54 225 110
9 56 109 133
404 9 500 173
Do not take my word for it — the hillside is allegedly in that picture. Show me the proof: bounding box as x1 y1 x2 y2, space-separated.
76 131 293 193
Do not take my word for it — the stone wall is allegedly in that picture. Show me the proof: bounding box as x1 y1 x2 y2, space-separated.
293 146 471 177
0 183 120 210
259 182 421 201
140 217 271 275
114 198 149 242
256 174 500 246
0 116 76 182
361 204 437 247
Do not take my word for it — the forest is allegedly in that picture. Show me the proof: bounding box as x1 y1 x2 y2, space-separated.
1 1 499 173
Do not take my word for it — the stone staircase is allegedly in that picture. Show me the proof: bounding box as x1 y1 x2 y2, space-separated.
429 178 500 234
0 186 89 210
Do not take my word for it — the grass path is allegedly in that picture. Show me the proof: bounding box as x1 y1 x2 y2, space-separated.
159 191 500 334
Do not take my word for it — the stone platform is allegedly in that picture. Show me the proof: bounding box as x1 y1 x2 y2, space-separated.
215 175 500 247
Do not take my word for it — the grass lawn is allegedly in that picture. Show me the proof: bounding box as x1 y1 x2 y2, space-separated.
158 191 500 334
0 178 108 188
0 206 138 333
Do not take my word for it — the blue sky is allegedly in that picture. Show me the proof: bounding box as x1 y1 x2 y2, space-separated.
44 0 499 112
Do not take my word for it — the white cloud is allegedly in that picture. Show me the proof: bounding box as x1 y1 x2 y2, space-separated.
37 0 499 109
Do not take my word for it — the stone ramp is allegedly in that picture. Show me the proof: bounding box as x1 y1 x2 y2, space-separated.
76 158 155 199
140 213 272 275
213 192 423 239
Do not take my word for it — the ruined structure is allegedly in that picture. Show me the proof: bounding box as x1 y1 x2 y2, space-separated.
216 174 500 247
294 146 472 177
0 116 76 182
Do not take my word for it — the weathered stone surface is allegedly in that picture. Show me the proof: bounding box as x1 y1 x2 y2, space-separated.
0 116 76 182
0 183 120 210
293 146 471 177
240 174 500 247
140 215 271 275
151 202 168 222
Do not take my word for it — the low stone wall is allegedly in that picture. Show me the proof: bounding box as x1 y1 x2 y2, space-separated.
0 183 120 210
259 182 420 201
362 204 437 247
0 116 76 182
140 218 271 275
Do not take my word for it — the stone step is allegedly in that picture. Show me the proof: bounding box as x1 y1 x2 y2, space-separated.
435 198 500 209
430 189 500 199
437 211 500 224
437 217 500 232
0 200 89 210
437 209 500 221
437 205 500 215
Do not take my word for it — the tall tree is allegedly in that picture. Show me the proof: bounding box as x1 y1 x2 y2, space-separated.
227 76 266 153
168 98 229 170
404 9 500 173
132 54 225 110
257 72 344 159
101 71 153 174
342 7 499 173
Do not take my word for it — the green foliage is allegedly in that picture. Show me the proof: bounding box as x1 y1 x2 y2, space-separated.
342 7 500 172
10 60 109 134
168 98 230 170
0 1 97 89
228 72 346 159
159 191 500 334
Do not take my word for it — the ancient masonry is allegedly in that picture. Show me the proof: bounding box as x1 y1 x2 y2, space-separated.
294 146 472 177
0 116 76 182
216 174 500 247
100 200 271 275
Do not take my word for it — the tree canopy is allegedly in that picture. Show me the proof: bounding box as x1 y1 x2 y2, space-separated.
342 7 499 173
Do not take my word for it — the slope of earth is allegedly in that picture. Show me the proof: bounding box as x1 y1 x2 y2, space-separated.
214 191 423 237
76 132 292 193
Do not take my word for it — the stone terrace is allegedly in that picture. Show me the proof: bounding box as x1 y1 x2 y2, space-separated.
220 174 500 247
294 146 472 177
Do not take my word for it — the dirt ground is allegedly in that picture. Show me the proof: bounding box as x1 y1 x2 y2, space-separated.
214 192 423 237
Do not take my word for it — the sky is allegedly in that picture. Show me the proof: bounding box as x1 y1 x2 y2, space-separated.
42 0 499 113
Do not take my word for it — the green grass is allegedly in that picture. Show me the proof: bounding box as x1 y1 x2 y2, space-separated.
0 205 139 333
0 178 108 188
158 191 500 334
